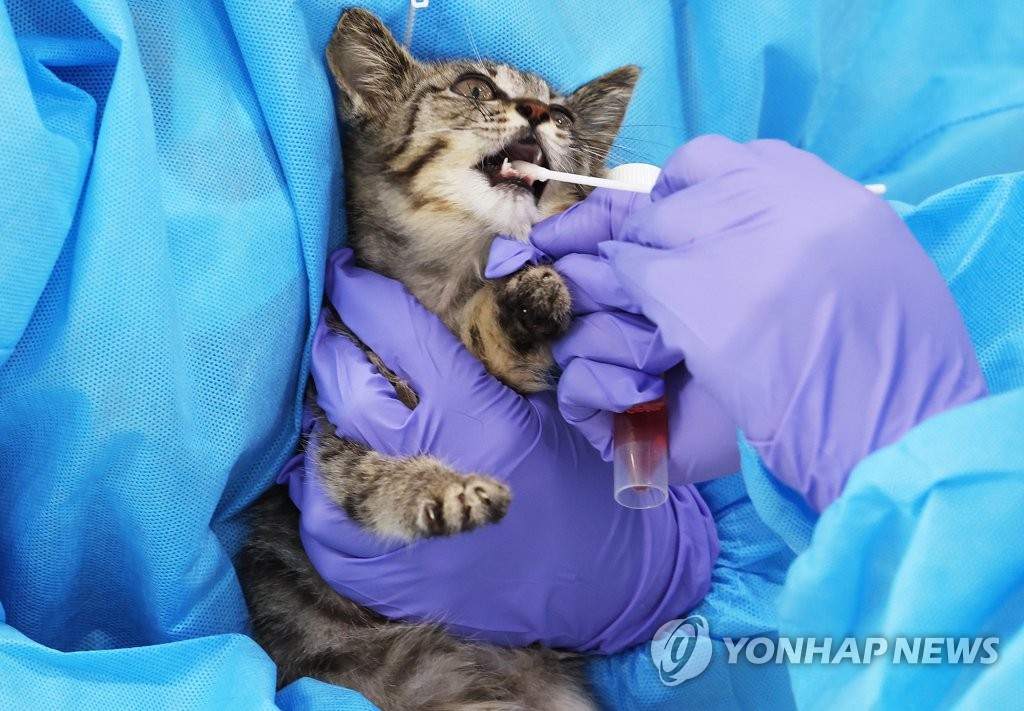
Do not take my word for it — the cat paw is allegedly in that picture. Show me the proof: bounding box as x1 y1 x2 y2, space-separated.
417 475 511 537
496 265 572 350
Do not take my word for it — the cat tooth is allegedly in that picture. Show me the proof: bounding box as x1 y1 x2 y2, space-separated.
501 157 511 174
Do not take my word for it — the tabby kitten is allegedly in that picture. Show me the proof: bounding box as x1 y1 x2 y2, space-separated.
239 8 639 710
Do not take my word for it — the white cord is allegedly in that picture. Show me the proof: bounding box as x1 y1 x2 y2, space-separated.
404 0 429 48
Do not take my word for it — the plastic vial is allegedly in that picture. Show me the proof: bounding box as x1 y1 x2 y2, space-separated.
613 396 669 509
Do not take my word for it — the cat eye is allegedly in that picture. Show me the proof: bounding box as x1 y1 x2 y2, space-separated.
451 74 498 101
549 106 574 128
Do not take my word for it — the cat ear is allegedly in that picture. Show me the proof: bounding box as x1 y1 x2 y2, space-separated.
326 9 416 120
565 65 641 164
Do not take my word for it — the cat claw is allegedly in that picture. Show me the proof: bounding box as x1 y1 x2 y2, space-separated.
416 476 510 538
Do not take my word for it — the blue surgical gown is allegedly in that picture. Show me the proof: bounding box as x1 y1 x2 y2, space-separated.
1 0 1022 708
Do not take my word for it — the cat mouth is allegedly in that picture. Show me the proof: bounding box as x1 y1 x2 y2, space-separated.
476 138 547 201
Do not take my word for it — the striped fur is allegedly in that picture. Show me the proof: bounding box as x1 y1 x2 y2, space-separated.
238 8 639 708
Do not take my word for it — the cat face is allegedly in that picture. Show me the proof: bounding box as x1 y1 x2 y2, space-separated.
327 8 639 241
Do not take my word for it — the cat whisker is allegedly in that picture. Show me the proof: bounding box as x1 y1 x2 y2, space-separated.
567 140 635 164
466 95 490 122
576 137 659 163
463 19 484 65
584 136 666 151
590 135 679 151
617 123 687 131
379 127 472 148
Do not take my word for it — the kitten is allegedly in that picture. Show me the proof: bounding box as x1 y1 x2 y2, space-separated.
239 8 639 709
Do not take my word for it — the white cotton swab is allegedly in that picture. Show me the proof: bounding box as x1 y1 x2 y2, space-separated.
509 160 887 196
508 161 656 193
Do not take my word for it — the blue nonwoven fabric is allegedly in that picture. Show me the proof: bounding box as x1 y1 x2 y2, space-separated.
2 1 1023 710
777 388 1024 710
0 600 376 710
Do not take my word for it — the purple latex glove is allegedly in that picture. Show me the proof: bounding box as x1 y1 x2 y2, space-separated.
487 192 742 486
277 248 719 653
519 135 988 512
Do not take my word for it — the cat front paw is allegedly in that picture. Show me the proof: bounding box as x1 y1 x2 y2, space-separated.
418 475 511 538
495 265 572 351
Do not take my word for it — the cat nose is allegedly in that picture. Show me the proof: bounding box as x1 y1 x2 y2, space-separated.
515 100 550 126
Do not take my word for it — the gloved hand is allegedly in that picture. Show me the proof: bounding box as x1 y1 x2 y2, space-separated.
486 195 743 486
280 248 719 653
495 135 988 512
